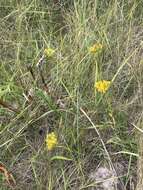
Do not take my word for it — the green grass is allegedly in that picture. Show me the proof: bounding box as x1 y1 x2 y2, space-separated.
0 0 143 189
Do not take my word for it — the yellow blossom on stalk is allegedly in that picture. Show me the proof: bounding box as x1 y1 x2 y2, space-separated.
45 132 57 151
95 80 111 93
89 43 103 54
44 48 55 57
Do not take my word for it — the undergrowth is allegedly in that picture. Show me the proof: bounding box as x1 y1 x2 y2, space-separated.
0 0 143 190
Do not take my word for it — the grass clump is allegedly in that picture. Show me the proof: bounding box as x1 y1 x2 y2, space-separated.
0 0 143 189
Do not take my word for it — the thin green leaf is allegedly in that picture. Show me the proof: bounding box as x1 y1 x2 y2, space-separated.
51 156 72 161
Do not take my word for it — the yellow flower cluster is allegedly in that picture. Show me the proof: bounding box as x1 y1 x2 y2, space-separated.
44 48 55 57
45 132 57 150
89 43 103 54
95 80 111 93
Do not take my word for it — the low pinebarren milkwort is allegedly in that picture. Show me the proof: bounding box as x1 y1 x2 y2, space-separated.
95 80 111 93
36 47 55 67
44 47 55 57
88 43 103 54
45 132 58 151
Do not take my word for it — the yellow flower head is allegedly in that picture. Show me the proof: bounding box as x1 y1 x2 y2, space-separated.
45 132 58 151
95 80 111 93
89 43 103 54
44 48 55 57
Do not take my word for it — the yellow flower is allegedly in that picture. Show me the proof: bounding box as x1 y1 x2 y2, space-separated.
95 80 111 93
44 48 55 57
89 43 103 54
45 132 57 150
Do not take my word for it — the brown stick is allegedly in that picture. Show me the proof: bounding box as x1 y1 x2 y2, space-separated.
27 65 35 80
0 99 18 113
